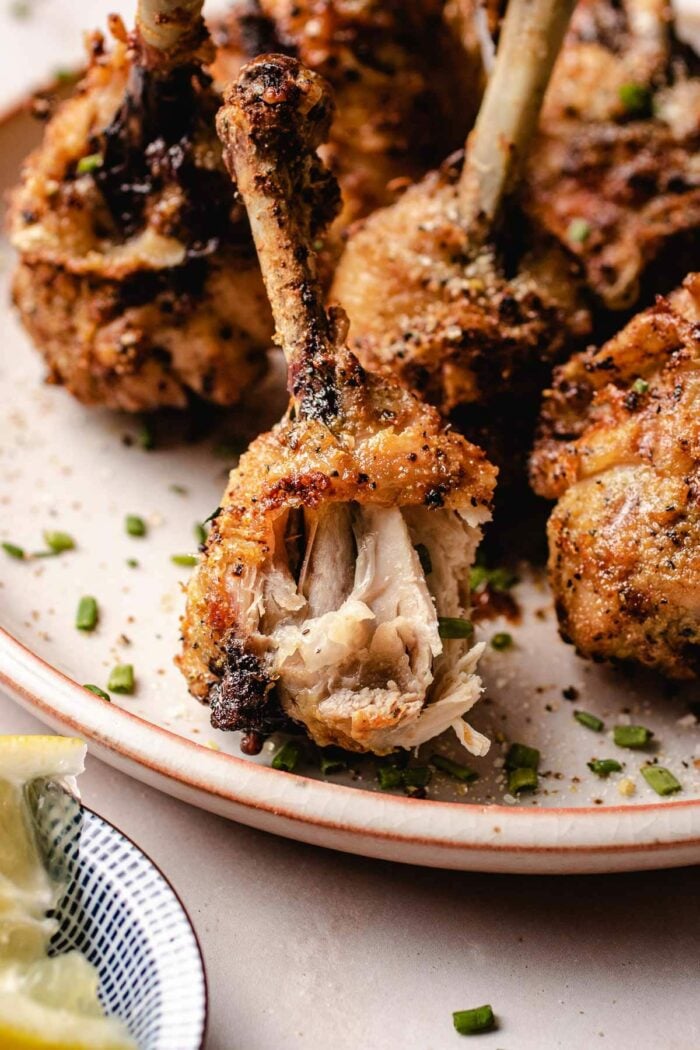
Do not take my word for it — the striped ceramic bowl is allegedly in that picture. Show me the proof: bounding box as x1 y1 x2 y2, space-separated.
38 786 207 1049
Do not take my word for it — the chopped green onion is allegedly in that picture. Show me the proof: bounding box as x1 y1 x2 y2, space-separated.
505 742 540 771
508 767 538 794
431 754 478 783
319 748 347 775
470 563 518 593
75 596 98 632
137 421 155 450
491 632 512 651
613 724 653 749
574 710 604 732
272 741 301 772
403 766 431 789
107 664 134 694
437 617 474 640
567 218 591 244
203 506 222 525
194 522 207 545
641 765 681 796
453 1004 495 1036
53 68 75 84
377 765 403 790
631 378 649 395
43 530 75 554
414 543 432 575
2 541 25 559
125 515 147 538
83 684 110 702
126 557 139 568
588 758 623 777
76 152 103 175
169 483 188 495
171 554 198 567
618 82 652 116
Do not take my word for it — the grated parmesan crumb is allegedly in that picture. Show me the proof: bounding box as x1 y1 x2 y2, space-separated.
618 777 636 797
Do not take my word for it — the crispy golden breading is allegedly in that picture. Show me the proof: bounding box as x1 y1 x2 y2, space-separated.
9 9 272 410
179 55 496 755
531 274 700 678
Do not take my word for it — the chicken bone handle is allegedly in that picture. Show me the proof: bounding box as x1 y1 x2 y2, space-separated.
217 55 343 421
135 0 213 71
459 0 576 239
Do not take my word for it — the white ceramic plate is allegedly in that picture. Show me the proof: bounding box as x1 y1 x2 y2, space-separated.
1 22 700 874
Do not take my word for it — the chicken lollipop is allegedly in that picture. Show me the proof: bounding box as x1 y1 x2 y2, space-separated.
525 0 700 310
9 0 272 411
331 0 583 471
178 55 497 755
210 0 482 240
530 273 700 679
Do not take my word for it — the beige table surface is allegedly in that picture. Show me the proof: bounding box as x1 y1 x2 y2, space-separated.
1 3 699 1047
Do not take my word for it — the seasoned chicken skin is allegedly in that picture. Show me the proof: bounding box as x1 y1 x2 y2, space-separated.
210 0 481 239
524 0 700 309
9 0 271 411
332 0 583 471
531 274 700 679
178 55 497 755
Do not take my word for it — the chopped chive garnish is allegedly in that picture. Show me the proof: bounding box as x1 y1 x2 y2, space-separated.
403 766 431 789
194 522 207 545
54 68 75 84
453 1004 495 1036
83 684 110 702
618 82 652 116
203 506 222 525
431 754 478 783
470 560 519 593
169 483 188 495
76 152 103 175
641 765 681 796
107 663 134 694
491 632 512 651
613 724 653 749
567 217 591 244
171 554 198 567
319 748 347 775
125 514 147 537
43 530 75 554
126 557 139 568
588 758 623 777
136 421 155 450
75 596 98 632
271 741 301 772
574 710 604 732
508 767 538 794
414 543 432 575
2 541 25 559
377 765 403 790
438 617 474 640
631 378 649 395
505 742 540 771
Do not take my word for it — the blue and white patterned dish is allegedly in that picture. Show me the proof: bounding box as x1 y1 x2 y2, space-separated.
37 791 207 1050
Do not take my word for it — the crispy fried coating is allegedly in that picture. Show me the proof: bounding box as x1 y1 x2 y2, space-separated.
531 273 700 678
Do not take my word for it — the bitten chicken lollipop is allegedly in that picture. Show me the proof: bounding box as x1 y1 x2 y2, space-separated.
210 0 482 240
331 0 584 470
9 0 272 411
178 55 497 755
525 0 700 310
530 274 700 679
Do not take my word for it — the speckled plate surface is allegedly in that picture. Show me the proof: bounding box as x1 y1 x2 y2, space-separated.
1 23 700 873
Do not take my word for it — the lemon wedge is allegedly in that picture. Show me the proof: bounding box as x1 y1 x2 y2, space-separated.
0 735 136 1050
